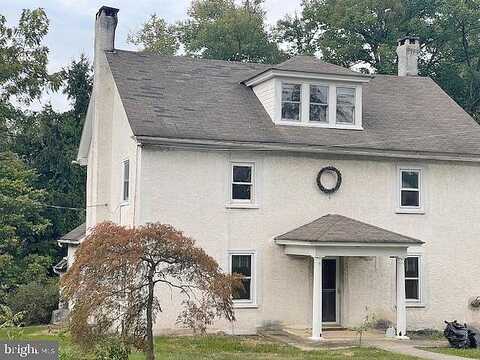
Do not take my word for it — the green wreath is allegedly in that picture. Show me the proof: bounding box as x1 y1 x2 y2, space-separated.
317 166 342 194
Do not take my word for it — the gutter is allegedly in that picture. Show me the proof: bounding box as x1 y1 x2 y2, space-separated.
135 136 480 163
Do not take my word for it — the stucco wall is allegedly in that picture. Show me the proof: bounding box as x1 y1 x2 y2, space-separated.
85 56 138 230
138 147 480 334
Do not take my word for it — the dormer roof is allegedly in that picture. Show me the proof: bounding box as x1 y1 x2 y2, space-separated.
243 55 370 85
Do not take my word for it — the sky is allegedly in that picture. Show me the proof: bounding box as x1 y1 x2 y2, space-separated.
3 0 302 111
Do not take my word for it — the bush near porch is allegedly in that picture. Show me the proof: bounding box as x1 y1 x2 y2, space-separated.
0 326 422 359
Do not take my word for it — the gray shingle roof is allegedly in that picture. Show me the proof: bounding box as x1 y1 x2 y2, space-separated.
243 55 367 82
106 50 480 158
275 214 423 244
58 223 85 244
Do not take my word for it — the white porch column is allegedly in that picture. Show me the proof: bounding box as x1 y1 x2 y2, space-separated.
311 256 323 340
396 256 408 339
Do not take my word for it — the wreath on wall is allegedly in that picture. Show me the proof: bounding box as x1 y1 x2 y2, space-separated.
317 166 342 194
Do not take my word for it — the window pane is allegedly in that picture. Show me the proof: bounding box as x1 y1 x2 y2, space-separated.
336 87 355 124
232 255 251 276
123 182 129 201
282 84 301 102
232 184 251 200
405 257 419 278
310 85 328 104
401 190 419 207
233 279 251 300
402 171 419 189
123 161 129 201
282 102 300 120
336 105 355 124
233 166 251 183
406 279 419 300
310 104 327 122
337 87 355 106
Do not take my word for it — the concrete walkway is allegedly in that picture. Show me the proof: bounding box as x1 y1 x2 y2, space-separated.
260 328 471 360
367 340 471 360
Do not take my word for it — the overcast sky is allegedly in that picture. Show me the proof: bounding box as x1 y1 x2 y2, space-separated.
4 0 301 111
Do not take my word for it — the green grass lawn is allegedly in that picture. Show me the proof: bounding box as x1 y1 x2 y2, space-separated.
0 326 420 359
424 347 480 359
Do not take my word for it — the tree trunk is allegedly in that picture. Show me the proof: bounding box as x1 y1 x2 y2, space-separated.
145 274 155 360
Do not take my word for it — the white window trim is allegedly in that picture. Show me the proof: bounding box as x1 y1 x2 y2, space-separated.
276 79 363 130
227 162 258 209
405 254 425 307
396 166 425 214
121 159 130 205
228 250 257 308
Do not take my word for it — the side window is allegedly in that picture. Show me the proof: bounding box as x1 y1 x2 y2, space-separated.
405 256 422 302
229 252 255 303
398 168 422 211
231 163 254 203
122 159 130 202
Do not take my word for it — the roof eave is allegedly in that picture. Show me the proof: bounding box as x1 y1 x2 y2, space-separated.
243 68 372 87
274 239 423 247
135 136 480 163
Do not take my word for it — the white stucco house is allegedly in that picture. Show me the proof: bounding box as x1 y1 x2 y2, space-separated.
65 6 480 339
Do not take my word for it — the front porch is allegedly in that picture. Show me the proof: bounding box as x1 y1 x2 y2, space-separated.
274 214 424 341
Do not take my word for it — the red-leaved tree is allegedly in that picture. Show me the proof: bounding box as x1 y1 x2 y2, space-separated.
61 222 240 360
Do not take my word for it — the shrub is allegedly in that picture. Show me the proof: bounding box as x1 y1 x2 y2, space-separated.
7 279 59 325
93 337 130 360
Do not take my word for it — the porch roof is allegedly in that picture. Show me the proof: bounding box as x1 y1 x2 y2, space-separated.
275 214 423 245
57 223 85 246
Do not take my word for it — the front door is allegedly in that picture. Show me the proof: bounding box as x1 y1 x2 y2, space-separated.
322 258 337 323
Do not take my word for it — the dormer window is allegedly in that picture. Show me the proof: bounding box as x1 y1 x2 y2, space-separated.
281 83 301 121
309 85 328 123
275 80 363 130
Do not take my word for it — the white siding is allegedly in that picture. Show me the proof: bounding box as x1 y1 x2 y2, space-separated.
252 78 276 120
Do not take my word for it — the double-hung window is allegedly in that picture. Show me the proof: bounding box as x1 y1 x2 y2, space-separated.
398 168 422 211
229 252 255 304
231 163 254 204
281 83 301 121
309 85 328 123
122 159 130 203
336 87 356 124
405 256 422 302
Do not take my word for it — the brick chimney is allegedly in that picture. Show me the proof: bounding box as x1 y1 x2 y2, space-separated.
95 6 119 58
396 36 420 76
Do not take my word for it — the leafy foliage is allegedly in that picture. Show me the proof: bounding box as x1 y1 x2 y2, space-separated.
62 222 240 360
6 279 59 325
127 15 179 55
93 337 130 360
129 0 285 63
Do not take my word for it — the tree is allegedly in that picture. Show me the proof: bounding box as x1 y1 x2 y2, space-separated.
62 222 240 360
0 152 51 301
14 56 91 239
276 0 480 121
127 14 179 55
131 0 285 63
0 8 61 150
